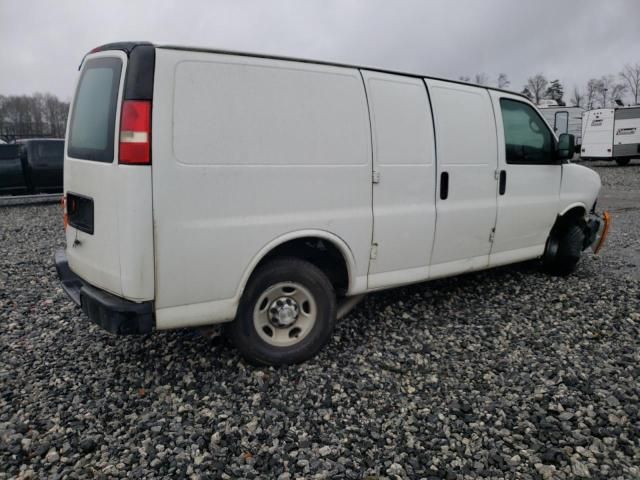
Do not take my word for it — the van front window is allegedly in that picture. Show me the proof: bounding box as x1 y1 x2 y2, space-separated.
68 57 122 162
501 99 554 164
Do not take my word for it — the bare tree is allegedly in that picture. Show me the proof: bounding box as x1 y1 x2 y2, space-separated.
30 93 45 135
474 73 489 86
620 63 640 105
0 95 5 131
458 75 471 82
0 93 69 139
570 86 583 107
497 73 510 89
585 78 601 109
610 83 628 106
598 75 615 107
521 87 533 101
43 93 69 137
594 75 628 108
526 74 548 105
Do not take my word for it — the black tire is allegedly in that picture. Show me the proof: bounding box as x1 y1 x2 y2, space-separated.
227 257 336 366
615 158 631 166
543 223 585 276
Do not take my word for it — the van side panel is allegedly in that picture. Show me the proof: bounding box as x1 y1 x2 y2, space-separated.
361 71 436 289
152 49 372 325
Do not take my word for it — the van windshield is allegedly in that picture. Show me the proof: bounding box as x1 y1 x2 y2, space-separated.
68 57 122 162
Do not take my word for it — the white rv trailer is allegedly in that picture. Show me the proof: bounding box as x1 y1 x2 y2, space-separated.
581 107 640 165
539 106 584 150
55 42 608 365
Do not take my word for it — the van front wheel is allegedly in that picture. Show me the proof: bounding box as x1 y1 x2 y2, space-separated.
542 223 585 276
228 258 336 365
615 158 631 166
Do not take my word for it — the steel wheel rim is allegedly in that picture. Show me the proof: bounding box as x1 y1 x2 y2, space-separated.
253 282 317 347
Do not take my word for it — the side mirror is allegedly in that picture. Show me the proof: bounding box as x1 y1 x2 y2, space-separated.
557 133 575 161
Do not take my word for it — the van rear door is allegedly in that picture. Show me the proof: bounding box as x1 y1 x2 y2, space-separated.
64 46 155 301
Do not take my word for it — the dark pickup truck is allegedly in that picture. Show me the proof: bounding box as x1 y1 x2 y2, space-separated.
17 139 65 193
0 144 29 194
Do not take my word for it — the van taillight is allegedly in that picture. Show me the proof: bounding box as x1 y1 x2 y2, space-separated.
119 100 151 165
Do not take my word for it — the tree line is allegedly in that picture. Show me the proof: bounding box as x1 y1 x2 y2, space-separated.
460 62 640 108
0 93 69 141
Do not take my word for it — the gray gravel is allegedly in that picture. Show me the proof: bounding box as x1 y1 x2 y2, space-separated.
1 163 639 479
589 160 640 280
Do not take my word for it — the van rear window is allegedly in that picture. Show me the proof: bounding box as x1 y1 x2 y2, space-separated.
68 57 122 162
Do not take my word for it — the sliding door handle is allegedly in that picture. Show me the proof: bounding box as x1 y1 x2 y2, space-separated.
499 170 507 195
440 172 449 200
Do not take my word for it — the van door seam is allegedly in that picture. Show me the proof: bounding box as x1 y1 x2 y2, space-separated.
423 79 439 269
486 90 502 256
358 69 376 281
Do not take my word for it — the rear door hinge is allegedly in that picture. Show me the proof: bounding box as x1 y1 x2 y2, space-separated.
370 243 379 259
489 227 496 243
372 170 380 184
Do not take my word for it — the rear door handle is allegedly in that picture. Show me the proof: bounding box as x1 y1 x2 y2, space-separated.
499 170 507 195
440 172 449 200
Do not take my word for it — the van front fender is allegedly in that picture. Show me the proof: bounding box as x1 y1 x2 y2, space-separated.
560 163 601 215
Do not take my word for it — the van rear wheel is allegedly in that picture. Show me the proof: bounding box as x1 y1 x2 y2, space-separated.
228 258 336 365
615 158 631 166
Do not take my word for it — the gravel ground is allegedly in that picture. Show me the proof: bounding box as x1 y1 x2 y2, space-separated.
1 163 639 479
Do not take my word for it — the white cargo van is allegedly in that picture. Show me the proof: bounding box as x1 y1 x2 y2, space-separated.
55 42 608 365
581 107 640 165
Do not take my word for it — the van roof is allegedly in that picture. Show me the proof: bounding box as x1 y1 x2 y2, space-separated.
89 41 528 100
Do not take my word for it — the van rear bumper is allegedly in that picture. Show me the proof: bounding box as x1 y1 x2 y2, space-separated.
54 249 154 334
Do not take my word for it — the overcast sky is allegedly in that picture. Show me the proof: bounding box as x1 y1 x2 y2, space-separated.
1 0 639 101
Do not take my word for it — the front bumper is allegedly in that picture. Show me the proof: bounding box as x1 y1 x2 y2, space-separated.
54 249 154 334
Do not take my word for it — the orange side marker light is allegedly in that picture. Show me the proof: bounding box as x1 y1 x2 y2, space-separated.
594 211 611 255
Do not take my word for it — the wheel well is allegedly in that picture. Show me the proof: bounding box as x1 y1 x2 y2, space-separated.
254 237 350 294
552 206 586 235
